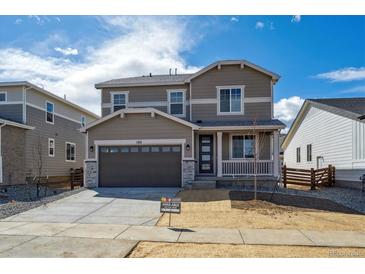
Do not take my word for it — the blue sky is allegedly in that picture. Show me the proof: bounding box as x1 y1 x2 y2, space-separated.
0 15 364 128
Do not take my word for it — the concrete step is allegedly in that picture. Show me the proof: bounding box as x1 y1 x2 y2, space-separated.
190 180 216 190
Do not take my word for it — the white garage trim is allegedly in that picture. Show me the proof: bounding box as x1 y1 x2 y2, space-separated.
94 138 187 187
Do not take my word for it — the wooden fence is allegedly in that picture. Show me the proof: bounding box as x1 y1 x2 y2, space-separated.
70 167 84 190
282 165 335 190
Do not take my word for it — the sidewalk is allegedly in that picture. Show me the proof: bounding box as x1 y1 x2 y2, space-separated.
1 221 365 252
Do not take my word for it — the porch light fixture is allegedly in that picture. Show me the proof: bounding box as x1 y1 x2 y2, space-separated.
185 144 191 151
89 145 94 153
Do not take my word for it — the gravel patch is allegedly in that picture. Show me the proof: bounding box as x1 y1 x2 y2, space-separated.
0 187 85 219
221 183 365 214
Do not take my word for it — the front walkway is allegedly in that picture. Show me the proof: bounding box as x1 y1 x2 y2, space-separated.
0 222 364 257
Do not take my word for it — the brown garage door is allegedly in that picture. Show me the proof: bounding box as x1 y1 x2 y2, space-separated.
99 145 182 187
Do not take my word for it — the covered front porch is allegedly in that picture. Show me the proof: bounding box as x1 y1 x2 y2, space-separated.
193 128 281 179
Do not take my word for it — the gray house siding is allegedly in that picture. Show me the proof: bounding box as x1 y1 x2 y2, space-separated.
87 113 193 159
0 104 23 123
26 88 96 124
1 126 26 185
24 106 85 177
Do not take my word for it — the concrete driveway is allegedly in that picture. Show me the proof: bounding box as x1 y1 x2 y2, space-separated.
3 188 180 226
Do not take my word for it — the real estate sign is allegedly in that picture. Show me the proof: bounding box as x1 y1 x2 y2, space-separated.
160 197 181 214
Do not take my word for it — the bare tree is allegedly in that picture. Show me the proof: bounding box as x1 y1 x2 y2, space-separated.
31 134 44 198
248 115 271 200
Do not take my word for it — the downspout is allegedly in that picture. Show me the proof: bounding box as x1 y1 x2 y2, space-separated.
189 82 192 122
0 124 6 183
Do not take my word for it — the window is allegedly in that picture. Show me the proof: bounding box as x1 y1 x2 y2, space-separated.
46 101 54 124
65 142 76 162
80 116 86 127
217 86 244 115
0 92 7 102
307 144 312 162
48 138 55 157
296 147 301 163
231 135 256 159
112 92 128 112
167 90 185 117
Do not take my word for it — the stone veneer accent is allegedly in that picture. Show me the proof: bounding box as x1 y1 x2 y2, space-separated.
84 160 98 188
182 160 195 186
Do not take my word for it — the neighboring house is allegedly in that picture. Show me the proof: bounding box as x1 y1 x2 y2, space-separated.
0 81 99 185
81 60 285 188
282 98 365 189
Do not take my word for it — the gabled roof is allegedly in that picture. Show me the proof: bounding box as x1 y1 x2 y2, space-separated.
94 59 280 89
282 97 365 150
186 60 280 83
0 81 99 119
0 117 35 130
80 107 199 132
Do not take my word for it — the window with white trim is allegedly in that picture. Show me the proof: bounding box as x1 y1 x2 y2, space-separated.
46 101 54 124
296 147 301 163
65 142 76 162
307 144 312 162
0 92 7 102
167 90 185 117
80 116 86 127
217 86 244 115
112 92 128 112
48 138 55 157
231 135 256 159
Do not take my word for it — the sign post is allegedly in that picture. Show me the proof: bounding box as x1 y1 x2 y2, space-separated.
160 197 181 227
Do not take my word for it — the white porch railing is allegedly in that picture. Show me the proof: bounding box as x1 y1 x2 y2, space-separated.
222 160 273 176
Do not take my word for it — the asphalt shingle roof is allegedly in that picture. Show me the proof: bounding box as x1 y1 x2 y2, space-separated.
308 98 365 117
95 74 192 88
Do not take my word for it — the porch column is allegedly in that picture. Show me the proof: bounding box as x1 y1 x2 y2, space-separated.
273 130 280 177
217 131 223 177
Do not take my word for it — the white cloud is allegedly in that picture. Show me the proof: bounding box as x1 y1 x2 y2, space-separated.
230 17 239 22
315 67 365 82
0 16 201 115
255 21 265 29
54 47 79 56
15 18 22 25
274 96 305 132
291 15 301 23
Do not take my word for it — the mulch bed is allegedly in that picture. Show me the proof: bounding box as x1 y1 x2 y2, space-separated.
229 191 362 215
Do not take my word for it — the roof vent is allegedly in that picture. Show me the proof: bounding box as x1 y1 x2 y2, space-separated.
149 73 152 77
169 68 172 76
64 94 67 100
175 68 177 75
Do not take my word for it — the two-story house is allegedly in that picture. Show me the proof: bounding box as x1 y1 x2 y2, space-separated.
0 81 99 185
81 60 286 188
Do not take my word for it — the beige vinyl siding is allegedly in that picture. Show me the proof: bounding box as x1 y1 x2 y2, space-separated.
101 84 190 120
190 64 272 121
1 126 26 185
192 102 271 121
191 65 272 99
26 88 95 124
25 106 85 176
87 113 193 159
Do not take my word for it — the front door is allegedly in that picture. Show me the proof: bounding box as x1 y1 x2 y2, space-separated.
199 135 214 174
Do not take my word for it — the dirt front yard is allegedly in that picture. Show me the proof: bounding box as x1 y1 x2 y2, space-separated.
157 190 365 231
129 241 365 258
